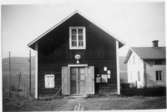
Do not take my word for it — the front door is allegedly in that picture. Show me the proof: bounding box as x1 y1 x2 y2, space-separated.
70 67 86 95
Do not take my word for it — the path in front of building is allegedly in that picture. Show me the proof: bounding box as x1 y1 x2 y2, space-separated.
55 96 166 111
3 95 166 111
56 97 86 111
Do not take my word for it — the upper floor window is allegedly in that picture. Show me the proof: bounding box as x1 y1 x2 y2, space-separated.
156 71 162 81
69 27 86 49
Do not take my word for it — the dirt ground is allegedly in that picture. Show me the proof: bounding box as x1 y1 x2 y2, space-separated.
3 95 166 111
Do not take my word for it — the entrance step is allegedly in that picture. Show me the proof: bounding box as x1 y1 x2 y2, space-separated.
67 95 87 99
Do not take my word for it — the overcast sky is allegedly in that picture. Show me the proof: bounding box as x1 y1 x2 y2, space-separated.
2 1 165 58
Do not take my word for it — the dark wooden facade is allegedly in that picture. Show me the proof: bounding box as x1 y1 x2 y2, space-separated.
29 12 123 97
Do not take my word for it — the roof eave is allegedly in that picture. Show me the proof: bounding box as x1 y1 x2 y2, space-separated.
28 11 125 49
27 11 80 49
124 49 132 64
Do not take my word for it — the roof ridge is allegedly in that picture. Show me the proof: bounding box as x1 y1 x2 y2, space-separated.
28 10 124 48
131 46 166 48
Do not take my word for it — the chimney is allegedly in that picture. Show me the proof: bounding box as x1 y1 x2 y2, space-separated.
152 40 159 47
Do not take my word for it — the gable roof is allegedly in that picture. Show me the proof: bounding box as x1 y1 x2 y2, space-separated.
28 11 124 49
124 47 166 63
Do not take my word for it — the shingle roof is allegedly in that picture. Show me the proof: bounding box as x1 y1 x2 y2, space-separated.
132 47 166 59
124 47 166 64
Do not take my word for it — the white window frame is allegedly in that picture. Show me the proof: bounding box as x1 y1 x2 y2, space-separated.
69 26 86 49
156 71 162 81
44 74 55 88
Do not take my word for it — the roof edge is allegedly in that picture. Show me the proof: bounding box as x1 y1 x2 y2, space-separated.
28 10 125 48
27 11 80 48
124 49 132 64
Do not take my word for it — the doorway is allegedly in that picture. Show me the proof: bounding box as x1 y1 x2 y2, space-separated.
70 67 86 95
61 65 94 95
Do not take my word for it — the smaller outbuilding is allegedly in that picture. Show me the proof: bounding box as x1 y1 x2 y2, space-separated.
124 40 166 88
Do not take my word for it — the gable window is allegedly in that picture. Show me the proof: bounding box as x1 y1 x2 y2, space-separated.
69 27 86 49
156 71 162 81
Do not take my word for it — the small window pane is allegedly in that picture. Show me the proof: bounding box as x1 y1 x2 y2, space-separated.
72 29 77 34
156 71 162 81
72 41 77 47
78 35 83 40
78 29 83 34
72 35 77 40
79 41 83 46
156 73 158 80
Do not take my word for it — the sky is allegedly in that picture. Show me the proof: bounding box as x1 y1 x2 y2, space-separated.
1 1 165 58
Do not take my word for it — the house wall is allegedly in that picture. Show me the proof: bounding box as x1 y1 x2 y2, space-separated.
119 57 127 83
37 14 118 96
120 71 128 83
127 52 145 88
145 62 166 87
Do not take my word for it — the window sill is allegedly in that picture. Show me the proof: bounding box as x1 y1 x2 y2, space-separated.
70 47 86 50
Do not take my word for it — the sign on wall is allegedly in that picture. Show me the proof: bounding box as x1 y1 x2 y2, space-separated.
45 74 55 88
96 74 101 83
101 74 108 83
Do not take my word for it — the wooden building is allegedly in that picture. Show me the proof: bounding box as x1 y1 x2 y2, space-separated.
28 11 123 99
124 40 166 88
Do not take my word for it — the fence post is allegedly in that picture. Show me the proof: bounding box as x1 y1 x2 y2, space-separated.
17 72 21 96
8 51 11 97
29 50 32 97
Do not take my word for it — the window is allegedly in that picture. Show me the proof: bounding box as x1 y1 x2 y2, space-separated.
45 74 55 88
69 27 86 49
156 71 162 81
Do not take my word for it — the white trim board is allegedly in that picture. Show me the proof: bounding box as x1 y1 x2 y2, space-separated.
35 44 38 99
116 41 120 95
28 11 78 47
69 26 86 50
68 64 88 67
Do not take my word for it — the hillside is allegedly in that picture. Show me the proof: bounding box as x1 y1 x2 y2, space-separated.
2 57 35 97
2 56 127 75
2 57 35 75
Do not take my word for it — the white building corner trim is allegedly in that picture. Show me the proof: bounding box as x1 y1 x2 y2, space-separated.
35 44 38 99
116 41 120 95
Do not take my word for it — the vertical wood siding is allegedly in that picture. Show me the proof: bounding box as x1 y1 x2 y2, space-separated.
62 66 70 95
86 66 95 94
37 14 117 96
